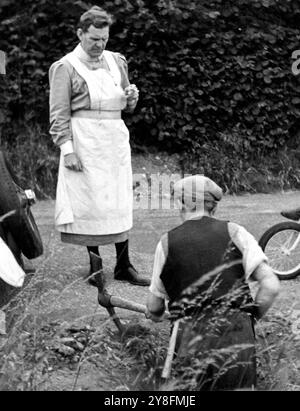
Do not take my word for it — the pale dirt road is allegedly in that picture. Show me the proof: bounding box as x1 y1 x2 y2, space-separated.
31 190 300 323
26 190 300 329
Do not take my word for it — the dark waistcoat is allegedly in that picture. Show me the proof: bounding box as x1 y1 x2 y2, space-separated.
160 217 256 390
160 216 253 310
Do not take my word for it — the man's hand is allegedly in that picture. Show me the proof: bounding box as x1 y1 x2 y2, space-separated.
64 152 83 172
251 262 280 320
145 308 164 322
146 293 166 322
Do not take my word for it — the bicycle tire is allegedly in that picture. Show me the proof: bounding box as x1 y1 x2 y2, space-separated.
259 221 300 280
0 150 43 259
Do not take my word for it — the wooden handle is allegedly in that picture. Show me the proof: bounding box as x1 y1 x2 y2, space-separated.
162 320 180 379
109 295 147 314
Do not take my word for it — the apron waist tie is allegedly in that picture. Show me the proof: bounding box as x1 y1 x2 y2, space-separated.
72 110 121 120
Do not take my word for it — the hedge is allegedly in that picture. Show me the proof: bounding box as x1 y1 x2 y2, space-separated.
0 0 300 196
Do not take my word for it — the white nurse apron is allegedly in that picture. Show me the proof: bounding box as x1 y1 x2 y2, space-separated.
55 50 133 235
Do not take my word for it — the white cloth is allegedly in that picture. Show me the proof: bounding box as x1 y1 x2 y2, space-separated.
149 220 268 300
55 50 133 235
0 238 25 288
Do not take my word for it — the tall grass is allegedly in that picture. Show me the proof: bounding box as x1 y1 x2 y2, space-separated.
1 124 59 199
0 223 298 391
0 256 298 391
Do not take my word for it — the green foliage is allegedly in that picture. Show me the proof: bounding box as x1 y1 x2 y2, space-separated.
178 137 300 194
0 0 300 195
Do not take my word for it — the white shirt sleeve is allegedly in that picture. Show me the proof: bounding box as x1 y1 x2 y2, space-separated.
149 239 169 300
60 140 74 155
228 222 268 281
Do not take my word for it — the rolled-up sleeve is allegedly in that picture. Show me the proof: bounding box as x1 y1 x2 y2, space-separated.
49 61 73 147
228 222 268 281
149 238 169 300
115 53 139 113
116 53 130 90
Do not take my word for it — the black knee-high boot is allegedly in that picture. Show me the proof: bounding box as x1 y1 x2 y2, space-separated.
114 240 150 286
86 246 103 287
87 246 100 263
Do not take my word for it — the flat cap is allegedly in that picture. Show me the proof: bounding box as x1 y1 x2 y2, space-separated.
173 175 223 209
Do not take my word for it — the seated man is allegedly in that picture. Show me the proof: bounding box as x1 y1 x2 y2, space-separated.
146 175 280 391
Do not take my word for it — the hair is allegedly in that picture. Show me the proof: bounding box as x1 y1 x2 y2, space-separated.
180 200 218 215
203 200 218 214
78 6 114 32
173 186 218 214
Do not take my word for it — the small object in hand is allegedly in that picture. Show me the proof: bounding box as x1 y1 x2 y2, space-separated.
125 88 134 97
125 84 139 100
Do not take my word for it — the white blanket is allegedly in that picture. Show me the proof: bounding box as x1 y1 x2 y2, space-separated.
0 237 25 287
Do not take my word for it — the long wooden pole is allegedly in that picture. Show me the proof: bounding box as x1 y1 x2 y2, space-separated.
161 320 180 379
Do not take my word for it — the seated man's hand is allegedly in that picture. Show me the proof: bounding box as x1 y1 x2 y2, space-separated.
145 293 166 322
145 308 164 322
64 152 83 172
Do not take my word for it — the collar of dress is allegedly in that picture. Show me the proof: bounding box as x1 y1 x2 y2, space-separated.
74 43 105 63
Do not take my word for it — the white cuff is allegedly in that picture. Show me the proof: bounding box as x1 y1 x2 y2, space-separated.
60 140 74 156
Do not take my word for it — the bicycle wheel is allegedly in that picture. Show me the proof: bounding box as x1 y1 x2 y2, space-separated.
259 222 300 280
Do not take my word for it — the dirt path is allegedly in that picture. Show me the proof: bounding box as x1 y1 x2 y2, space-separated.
32 190 300 320
4 189 300 391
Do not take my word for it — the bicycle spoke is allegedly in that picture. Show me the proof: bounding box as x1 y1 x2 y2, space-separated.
263 228 300 276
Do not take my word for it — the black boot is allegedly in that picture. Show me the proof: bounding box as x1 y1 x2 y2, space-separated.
114 240 150 286
86 246 103 287
281 207 300 221
114 264 150 286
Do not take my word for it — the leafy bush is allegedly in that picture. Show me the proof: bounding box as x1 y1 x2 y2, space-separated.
0 0 300 195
